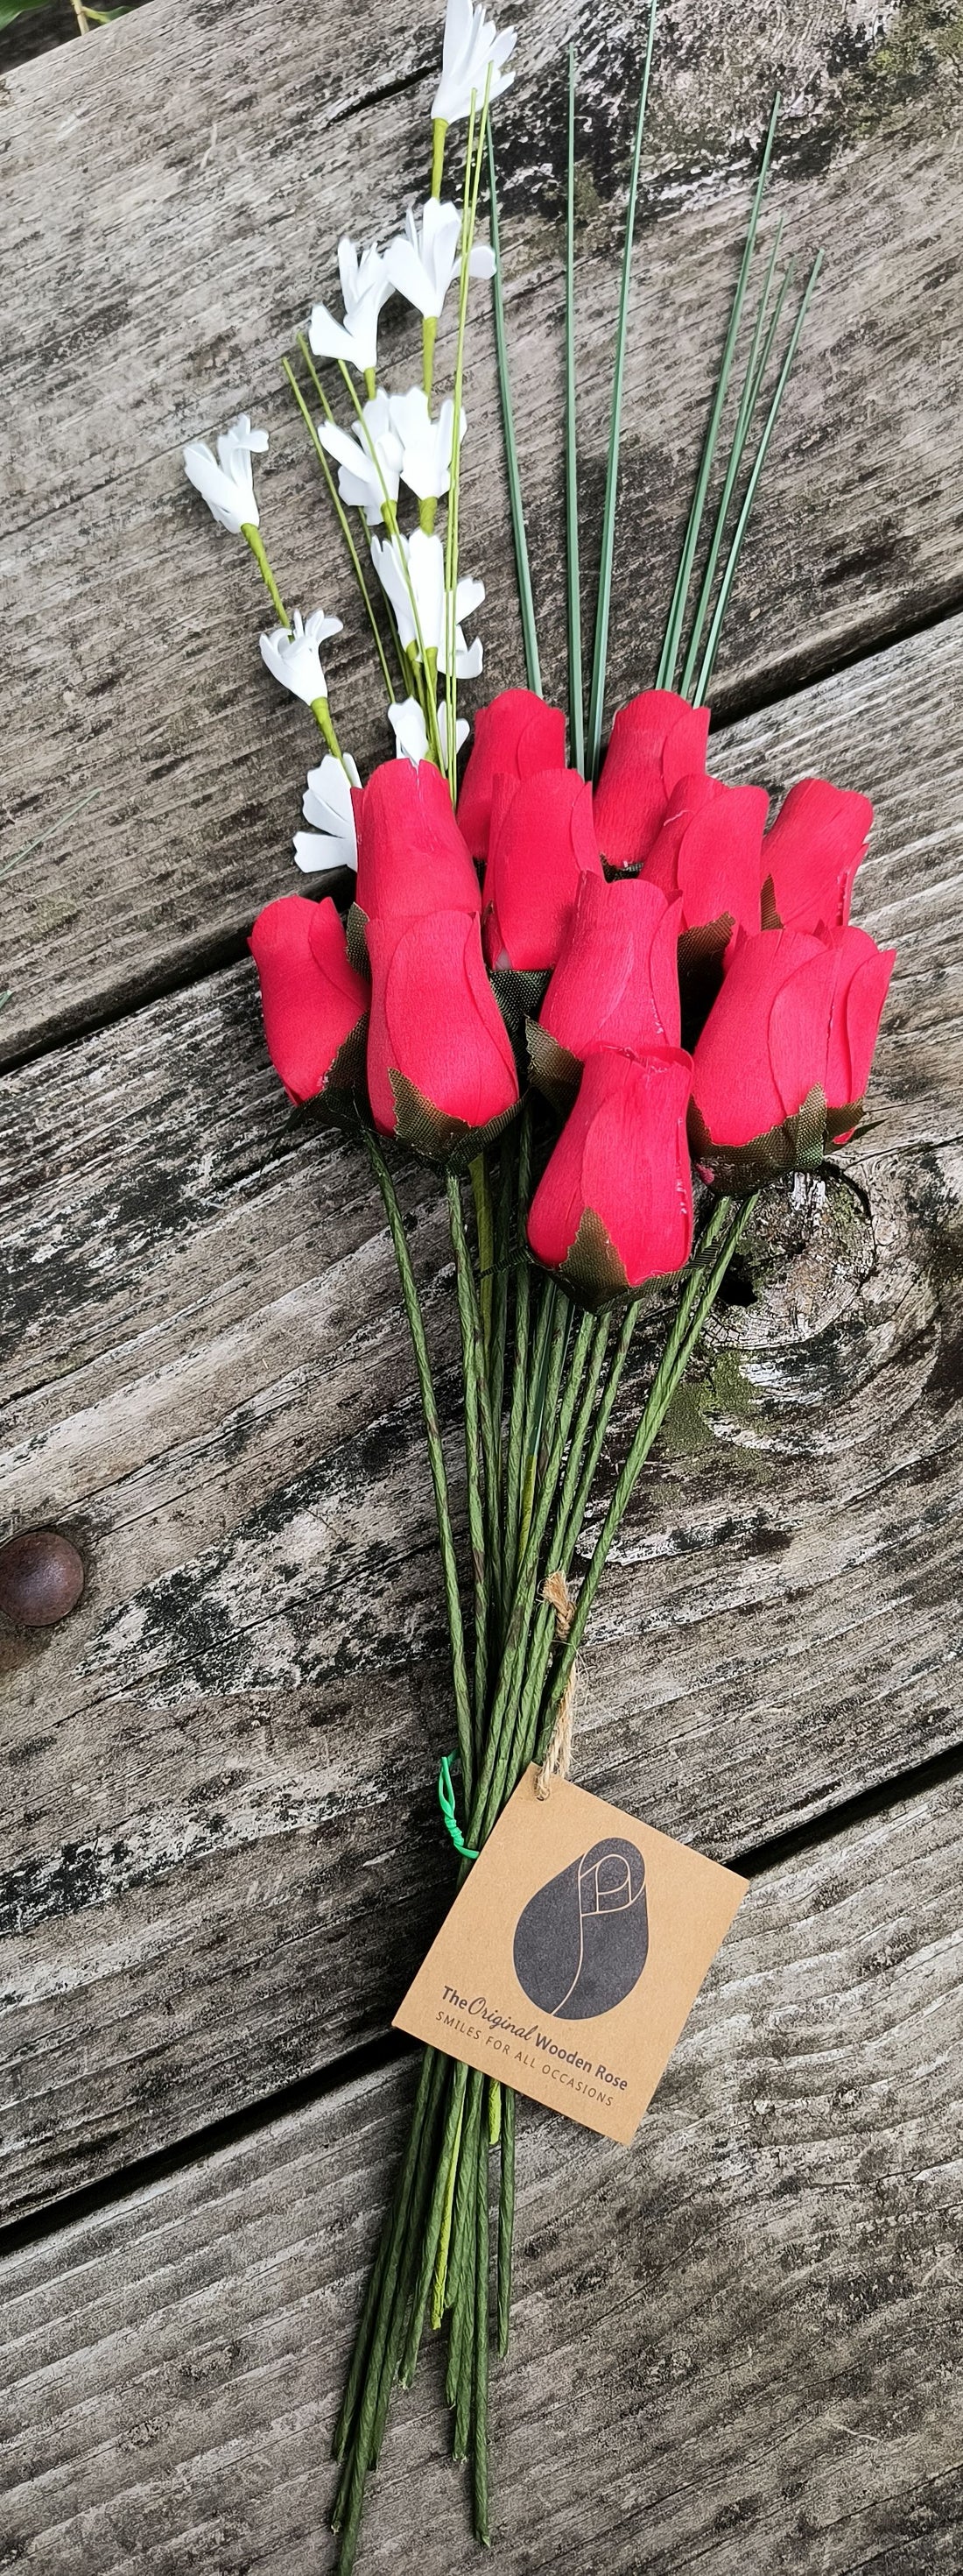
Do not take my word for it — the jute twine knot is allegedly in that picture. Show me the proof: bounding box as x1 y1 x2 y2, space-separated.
536 1570 580 1801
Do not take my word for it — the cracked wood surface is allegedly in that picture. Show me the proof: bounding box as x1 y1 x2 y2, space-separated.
3 1774 961 2573
2 0 963 1061
2 616 961 2224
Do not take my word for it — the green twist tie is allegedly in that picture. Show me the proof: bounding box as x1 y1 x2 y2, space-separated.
438 1753 479 1861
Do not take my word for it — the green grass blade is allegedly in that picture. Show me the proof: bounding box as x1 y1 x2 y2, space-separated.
586 0 658 778
657 92 780 695
565 46 585 772
678 221 791 699
692 250 824 705
487 121 543 696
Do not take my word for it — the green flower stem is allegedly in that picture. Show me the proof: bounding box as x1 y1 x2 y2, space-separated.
310 694 346 763
446 1172 491 1748
397 2058 469 2388
692 254 823 706
538 1196 757 1748
565 46 585 773
422 312 439 403
657 95 779 695
241 523 288 626
586 0 658 776
472 2123 491 2542
489 1144 514 1492
450 2077 484 2461
487 122 543 695
503 1110 533 1587
294 335 409 691
282 356 396 706
365 1136 473 1790
518 1285 569 1565
496 2083 515 2355
445 76 493 798
448 1173 503 1627
431 2091 465 2328
677 222 790 700
465 1306 595 1849
510 1304 639 1758
332 2045 440 2460
332 2053 448 2565
432 115 447 197
469 1152 495 1365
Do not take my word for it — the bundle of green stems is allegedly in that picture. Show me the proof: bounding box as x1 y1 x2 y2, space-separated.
331 1113 756 2570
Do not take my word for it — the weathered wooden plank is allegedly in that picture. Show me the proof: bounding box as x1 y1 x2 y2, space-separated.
2 0 962 1058
2 613 961 2223
2 1773 961 2572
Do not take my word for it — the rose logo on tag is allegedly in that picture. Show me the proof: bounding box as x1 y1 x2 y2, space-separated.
512 1835 650 2020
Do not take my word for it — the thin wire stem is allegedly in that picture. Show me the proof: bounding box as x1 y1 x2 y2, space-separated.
365 1136 473 1789
657 94 780 695
586 0 659 774
565 46 585 772
539 1196 757 1739
692 254 823 704
677 222 791 699
487 122 543 695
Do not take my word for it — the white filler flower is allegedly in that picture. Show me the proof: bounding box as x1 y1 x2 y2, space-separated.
373 531 484 677
383 199 496 322
389 696 469 766
293 752 362 872
390 389 464 505
319 393 403 525
183 414 268 533
432 0 517 123
260 609 343 704
309 238 394 377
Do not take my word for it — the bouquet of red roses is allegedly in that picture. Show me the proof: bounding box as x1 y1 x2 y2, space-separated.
183 2 895 2563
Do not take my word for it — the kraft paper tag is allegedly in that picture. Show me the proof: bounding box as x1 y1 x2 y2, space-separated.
394 1767 749 2146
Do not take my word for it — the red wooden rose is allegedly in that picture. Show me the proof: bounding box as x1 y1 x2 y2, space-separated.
593 688 711 870
482 768 602 971
527 1045 694 1299
366 907 519 1153
643 771 770 942
354 755 481 922
690 921 896 1187
456 686 566 859
249 894 369 1105
763 776 874 933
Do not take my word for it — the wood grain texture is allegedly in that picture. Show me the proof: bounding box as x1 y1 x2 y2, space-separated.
3 613 961 2223
3 1771 961 2573
2 0 962 1058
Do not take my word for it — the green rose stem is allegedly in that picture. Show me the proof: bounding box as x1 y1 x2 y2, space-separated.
565 46 585 773
446 1172 493 1743
503 1110 533 1580
282 357 397 706
536 1193 758 1761
585 0 658 778
496 2080 516 2353
447 1173 503 1623
363 1135 473 1792
656 96 779 695
445 76 492 798
486 121 543 697
240 523 288 627
469 1152 496 1362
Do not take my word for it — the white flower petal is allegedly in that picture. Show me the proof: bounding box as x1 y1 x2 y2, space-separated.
293 830 356 874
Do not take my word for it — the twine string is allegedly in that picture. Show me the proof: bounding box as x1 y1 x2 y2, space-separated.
438 1570 580 1858
535 1570 579 1799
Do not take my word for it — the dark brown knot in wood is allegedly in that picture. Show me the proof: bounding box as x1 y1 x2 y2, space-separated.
0 1531 85 1628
